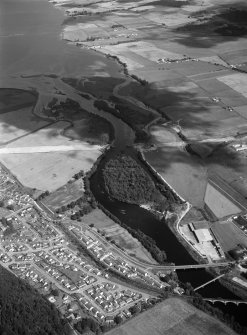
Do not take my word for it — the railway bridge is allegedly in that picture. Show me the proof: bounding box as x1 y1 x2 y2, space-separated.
204 298 247 306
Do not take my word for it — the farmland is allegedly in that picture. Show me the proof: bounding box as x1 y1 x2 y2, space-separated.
107 298 236 335
204 183 242 219
0 120 104 192
0 88 37 113
42 179 84 211
144 124 208 207
211 220 247 252
0 85 114 192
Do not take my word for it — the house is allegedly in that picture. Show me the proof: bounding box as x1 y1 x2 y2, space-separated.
48 296 56 303
105 316 114 324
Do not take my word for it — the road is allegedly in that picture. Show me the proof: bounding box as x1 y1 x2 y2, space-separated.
0 144 103 154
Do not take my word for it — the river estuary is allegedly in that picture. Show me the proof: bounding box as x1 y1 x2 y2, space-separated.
1 0 247 328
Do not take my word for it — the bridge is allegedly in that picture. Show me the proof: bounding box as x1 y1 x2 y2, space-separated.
148 261 234 271
204 298 247 306
194 274 225 291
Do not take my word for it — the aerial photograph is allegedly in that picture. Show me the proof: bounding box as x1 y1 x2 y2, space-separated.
1 0 247 334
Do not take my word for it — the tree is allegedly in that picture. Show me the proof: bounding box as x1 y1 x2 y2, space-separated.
114 315 123 325
51 289 59 297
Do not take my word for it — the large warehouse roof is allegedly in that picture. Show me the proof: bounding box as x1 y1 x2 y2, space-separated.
194 229 213 243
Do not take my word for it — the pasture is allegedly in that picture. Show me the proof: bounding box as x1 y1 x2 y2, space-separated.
108 298 236 335
43 179 84 211
211 220 247 252
0 149 101 192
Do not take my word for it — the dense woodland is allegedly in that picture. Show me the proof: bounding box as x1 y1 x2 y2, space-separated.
103 154 169 211
0 265 71 335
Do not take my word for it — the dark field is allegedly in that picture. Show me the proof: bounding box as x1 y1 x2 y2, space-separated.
0 88 37 114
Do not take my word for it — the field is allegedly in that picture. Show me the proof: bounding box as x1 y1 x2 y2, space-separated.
211 220 247 252
218 73 247 98
0 117 105 191
0 107 50 145
81 209 156 263
107 298 236 335
0 150 101 192
204 183 242 219
43 179 84 211
144 125 207 207
0 88 37 113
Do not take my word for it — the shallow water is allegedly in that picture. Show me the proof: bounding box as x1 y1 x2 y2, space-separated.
0 0 120 79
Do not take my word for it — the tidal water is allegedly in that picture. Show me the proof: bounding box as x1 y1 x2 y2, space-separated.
0 0 120 79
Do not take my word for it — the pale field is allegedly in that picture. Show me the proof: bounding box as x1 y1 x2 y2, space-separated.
82 209 157 263
218 73 247 98
131 5 155 12
0 149 101 192
108 298 237 335
0 107 49 145
204 183 242 219
62 24 88 41
4 121 102 150
99 46 145 70
0 116 102 192
198 56 229 67
211 220 247 252
120 41 185 62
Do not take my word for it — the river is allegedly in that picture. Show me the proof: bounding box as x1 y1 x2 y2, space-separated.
90 146 247 326
1 0 247 328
